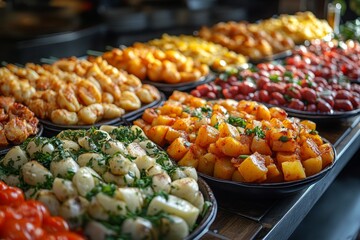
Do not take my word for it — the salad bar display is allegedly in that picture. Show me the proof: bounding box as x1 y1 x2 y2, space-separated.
0 10 359 240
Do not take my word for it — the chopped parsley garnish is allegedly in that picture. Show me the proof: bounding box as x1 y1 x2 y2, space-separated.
245 126 265 139
269 74 280 83
86 183 117 201
111 127 146 146
191 108 203 119
213 122 219 129
309 129 318 135
227 116 246 128
279 136 290 142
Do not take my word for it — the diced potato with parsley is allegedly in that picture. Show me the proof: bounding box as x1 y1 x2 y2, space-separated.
300 138 321 159
146 125 170 146
198 153 217 176
195 125 219 147
214 157 236 180
282 160 306 181
302 156 322 176
319 143 335 168
238 153 268 182
167 137 190 161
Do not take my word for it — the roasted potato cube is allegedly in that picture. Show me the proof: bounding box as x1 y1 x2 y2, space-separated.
218 122 240 140
172 118 191 132
276 152 300 164
208 142 225 157
272 138 297 152
319 143 335 168
238 152 268 182
216 137 249 157
281 160 306 181
142 108 158 124
195 125 219 148
152 115 176 126
167 137 190 161
165 128 186 143
146 125 169 147
198 153 217 176
251 136 272 155
158 104 183 116
302 156 322 176
300 120 316 130
256 104 271 120
214 157 236 180
266 163 283 182
232 170 245 182
269 107 287 120
178 148 199 168
300 138 320 160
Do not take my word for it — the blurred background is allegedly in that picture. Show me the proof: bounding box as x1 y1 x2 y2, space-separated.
0 0 359 64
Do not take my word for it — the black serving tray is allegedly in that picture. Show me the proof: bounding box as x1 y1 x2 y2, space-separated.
198 138 337 199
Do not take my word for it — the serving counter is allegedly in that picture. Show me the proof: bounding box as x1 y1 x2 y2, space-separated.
199 115 360 239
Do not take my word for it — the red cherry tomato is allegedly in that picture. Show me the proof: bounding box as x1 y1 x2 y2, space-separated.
301 88 317 104
335 90 352 100
259 90 270 102
43 216 69 233
334 99 354 111
0 219 46 240
288 99 305 111
47 232 85 240
317 99 332 112
271 92 286 105
0 187 25 206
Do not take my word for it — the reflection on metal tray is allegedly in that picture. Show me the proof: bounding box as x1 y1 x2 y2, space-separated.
0 123 44 156
198 138 337 200
40 92 165 132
